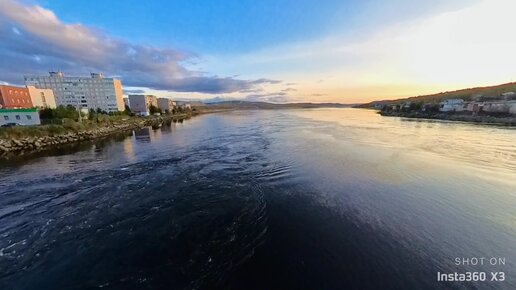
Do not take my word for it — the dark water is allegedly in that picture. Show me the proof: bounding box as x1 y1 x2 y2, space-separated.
0 109 515 289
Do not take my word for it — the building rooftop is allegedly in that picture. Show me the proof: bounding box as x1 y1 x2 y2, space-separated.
0 108 38 113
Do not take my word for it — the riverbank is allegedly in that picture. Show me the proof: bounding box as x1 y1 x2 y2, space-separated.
379 110 516 126
0 113 190 157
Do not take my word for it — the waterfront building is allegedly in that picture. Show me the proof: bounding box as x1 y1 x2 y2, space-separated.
176 101 192 110
455 102 467 112
157 98 176 113
510 102 516 114
24 72 125 113
401 102 412 110
483 100 516 114
389 104 400 111
26 86 56 108
123 97 130 109
0 85 33 109
373 103 385 109
464 102 484 113
0 108 40 126
501 92 516 100
439 99 464 112
128 95 158 116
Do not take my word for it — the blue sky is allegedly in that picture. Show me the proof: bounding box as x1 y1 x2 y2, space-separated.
1 0 515 103
39 0 358 53
38 0 467 53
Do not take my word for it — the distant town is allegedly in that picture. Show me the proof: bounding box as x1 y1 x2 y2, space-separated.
0 71 192 127
377 92 516 115
356 82 516 125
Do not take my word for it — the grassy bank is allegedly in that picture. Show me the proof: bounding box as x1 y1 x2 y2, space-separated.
1 117 131 139
0 113 190 140
0 113 191 157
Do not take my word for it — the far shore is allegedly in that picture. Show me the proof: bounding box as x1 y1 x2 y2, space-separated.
379 110 516 126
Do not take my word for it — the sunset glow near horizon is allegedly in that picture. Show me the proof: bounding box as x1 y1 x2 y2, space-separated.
1 0 515 103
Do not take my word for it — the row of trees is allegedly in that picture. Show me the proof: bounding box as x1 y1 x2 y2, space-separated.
39 104 191 121
149 105 191 115
39 105 132 121
39 105 81 120
381 102 441 113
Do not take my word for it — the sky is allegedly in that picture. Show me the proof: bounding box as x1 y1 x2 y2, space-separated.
0 0 515 103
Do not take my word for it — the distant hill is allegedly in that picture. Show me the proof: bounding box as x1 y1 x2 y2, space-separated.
195 101 352 112
356 82 516 108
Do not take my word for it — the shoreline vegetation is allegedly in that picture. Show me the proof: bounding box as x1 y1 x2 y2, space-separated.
0 102 350 158
356 81 516 126
0 111 191 158
378 110 516 126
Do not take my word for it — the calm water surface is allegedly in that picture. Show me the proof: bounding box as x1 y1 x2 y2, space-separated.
0 108 515 289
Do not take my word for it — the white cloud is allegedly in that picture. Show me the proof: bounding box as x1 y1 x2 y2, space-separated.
0 0 279 94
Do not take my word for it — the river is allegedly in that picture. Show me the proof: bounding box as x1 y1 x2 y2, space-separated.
0 108 515 289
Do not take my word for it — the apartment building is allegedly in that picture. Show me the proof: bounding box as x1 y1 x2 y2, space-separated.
129 95 158 116
0 85 33 109
24 72 124 112
27 86 56 108
157 98 176 113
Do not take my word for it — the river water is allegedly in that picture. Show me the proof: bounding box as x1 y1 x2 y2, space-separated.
0 108 515 289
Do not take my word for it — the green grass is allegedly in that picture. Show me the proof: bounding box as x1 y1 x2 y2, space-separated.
0 116 120 139
0 113 183 140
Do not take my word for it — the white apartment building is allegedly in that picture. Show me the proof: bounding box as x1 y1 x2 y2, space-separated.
24 72 124 112
26 86 56 108
439 99 464 112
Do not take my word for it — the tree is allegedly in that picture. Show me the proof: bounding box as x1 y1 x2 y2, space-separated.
409 102 423 111
39 107 54 119
38 105 79 120
88 108 97 120
124 105 132 116
149 105 160 114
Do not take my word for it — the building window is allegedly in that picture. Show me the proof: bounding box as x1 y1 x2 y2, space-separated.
26 115 32 120
15 115 20 120
3 116 8 120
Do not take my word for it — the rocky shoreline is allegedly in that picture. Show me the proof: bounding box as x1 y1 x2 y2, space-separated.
0 114 189 158
379 111 516 126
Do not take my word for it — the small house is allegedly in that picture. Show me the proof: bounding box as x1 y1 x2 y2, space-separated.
0 108 41 126
439 99 464 112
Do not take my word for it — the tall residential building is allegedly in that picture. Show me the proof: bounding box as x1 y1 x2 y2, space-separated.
157 98 176 113
0 85 33 109
24 72 125 112
129 95 158 116
27 86 56 108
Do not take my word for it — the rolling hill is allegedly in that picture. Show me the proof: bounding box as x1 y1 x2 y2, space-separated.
356 81 516 108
